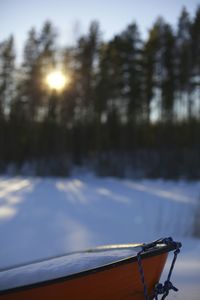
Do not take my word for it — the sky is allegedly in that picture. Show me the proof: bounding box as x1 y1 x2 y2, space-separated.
0 0 199 62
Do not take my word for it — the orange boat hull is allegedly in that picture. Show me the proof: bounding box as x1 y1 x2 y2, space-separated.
0 252 167 300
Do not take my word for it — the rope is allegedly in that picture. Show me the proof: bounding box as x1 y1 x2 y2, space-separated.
137 250 149 300
136 237 181 300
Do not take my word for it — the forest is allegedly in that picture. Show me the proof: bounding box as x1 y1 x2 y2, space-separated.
0 6 200 178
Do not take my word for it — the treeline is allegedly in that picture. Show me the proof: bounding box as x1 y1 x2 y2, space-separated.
0 7 200 178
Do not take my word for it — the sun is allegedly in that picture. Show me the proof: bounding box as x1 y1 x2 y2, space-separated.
46 71 68 92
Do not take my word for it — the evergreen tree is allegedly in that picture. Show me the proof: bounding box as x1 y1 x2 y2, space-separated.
176 8 192 120
191 6 200 118
73 21 101 159
75 21 101 122
96 23 143 151
143 19 165 123
143 18 176 123
38 21 58 121
11 22 57 124
120 23 143 124
15 27 41 123
0 36 15 165
95 34 127 151
161 24 176 122
59 47 79 128
0 35 15 120
143 31 155 123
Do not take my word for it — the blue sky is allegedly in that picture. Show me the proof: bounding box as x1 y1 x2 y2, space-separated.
0 0 199 60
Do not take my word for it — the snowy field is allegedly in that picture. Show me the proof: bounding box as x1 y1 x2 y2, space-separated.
0 173 200 299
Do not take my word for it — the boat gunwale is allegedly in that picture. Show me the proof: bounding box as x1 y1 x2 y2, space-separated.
0 243 174 296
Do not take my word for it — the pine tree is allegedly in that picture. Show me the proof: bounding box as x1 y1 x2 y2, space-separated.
0 35 15 120
0 36 15 166
176 7 192 120
191 6 200 118
121 23 143 124
143 18 176 123
95 23 143 151
73 21 101 159
17 27 41 123
75 21 101 122
161 24 176 122
143 31 155 123
38 21 57 122
59 47 77 128
143 20 164 123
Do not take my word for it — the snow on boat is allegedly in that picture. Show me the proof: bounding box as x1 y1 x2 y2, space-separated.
0 238 181 300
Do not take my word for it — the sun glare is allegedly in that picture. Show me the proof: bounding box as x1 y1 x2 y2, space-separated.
46 71 68 92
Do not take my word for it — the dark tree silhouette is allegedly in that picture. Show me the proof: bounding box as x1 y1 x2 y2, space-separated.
0 7 200 178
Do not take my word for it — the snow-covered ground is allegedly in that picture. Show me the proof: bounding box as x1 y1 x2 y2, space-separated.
0 173 200 299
